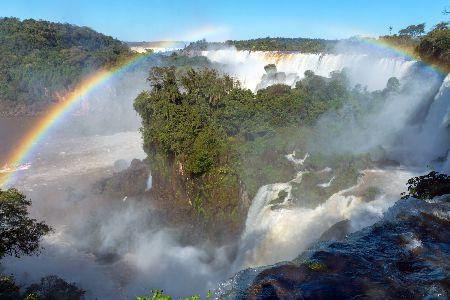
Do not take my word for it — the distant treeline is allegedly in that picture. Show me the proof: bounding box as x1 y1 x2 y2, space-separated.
184 37 337 53
0 17 133 115
227 37 338 52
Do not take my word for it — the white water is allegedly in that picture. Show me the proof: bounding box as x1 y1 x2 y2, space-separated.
317 176 335 188
202 48 416 91
146 172 153 191
394 73 450 172
2 45 448 298
238 153 414 268
235 70 450 268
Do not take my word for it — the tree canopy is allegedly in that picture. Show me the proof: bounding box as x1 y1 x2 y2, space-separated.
134 67 349 176
0 188 51 258
0 17 133 114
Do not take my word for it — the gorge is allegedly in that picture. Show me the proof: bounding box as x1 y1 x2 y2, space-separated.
0 15 449 300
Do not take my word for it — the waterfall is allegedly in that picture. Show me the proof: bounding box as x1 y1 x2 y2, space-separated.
416 74 450 172
146 172 152 191
237 167 414 268
387 73 450 171
201 48 416 91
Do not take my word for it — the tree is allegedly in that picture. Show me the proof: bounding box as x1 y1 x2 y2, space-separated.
443 6 450 15
389 26 393 35
433 22 449 31
24 276 85 300
385 77 400 93
416 25 450 71
401 171 450 200
0 188 51 258
398 23 425 38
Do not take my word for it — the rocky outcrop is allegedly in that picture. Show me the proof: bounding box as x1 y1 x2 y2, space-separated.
94 156 251 246
317 219 351 242
146 154 251 245
93 159 150 197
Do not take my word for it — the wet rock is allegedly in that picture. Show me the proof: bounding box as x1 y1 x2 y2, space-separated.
93 159 150 197
318 219 351 242
113 159 129 172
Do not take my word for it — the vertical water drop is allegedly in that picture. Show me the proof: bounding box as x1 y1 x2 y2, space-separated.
146 172 152 191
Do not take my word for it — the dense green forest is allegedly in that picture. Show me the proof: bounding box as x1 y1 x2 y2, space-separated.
226 37 337 52
184 37 337 52
0 17 133 115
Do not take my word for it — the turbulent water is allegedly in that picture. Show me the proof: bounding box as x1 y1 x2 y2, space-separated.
237 165 415 268
1 47 449 298
217 194 450 299
202 48 416 91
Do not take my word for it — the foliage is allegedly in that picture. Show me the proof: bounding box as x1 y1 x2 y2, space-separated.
398 23 425 38
184 37 337 53
23 275 85 300
0 275 20 300
0 17 132 114
0 188 51 258
134 67 349 177
136 289 212 300
401 171 450 200
226 37 337 52
380 21 450 71
417 26 450 71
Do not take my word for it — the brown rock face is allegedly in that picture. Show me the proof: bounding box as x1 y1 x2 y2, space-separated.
94 159 150 197
147 155 250 245
94 156 250 246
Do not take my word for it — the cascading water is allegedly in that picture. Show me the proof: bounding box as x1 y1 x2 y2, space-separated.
235 150 415 268
146 172 152 191
201 48 416 91
391 73 450 172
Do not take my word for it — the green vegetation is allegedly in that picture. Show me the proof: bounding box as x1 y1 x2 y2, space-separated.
134 65 353 240
136 289 212 300
0 17 133 115
401 171 450 200
134 66 349 182
380 22 450 71
184 37 337 53
361 186 381 202
270 189 289 207
0 188 85 299
0 188 51 258
417 23 450 71
133 59 406 232
226 37 337 52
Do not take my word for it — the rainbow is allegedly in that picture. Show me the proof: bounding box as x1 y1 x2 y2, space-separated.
355 36 447 75
0 52 152 188
0 36 447 189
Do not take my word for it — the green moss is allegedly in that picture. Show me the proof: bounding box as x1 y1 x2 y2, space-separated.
304 260 327 271
361 186 381 202
269 189 289 206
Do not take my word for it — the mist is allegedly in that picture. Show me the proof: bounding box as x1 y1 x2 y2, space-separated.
1 52 235 298
2 42 449 299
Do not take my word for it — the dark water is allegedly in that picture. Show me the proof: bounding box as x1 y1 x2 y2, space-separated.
0 117 40 164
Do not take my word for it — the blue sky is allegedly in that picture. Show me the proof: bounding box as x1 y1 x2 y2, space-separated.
1 0 449 41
